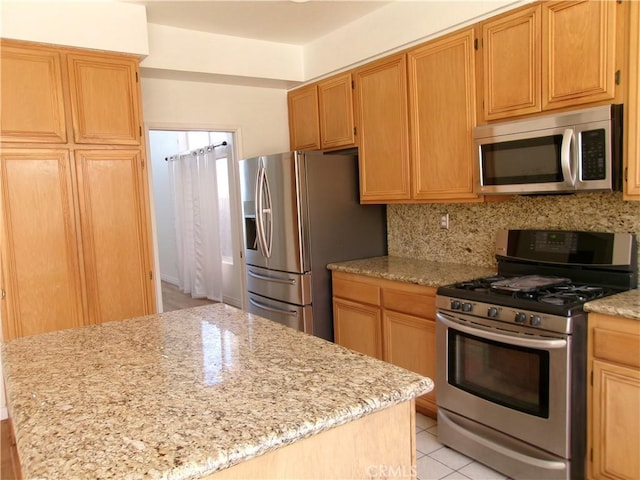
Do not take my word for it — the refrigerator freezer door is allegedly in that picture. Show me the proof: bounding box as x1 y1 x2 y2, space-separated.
247 292 313 333
246 265 312 306
240 152 307 274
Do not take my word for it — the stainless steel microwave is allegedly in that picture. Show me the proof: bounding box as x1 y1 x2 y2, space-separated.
474 104 623 195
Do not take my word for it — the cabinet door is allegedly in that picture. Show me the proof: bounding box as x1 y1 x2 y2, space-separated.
481 5 541 120
408 28 478 201
354 54 411 202
288 84 320 151
0 43 67 143
383 310 437 416
0 149 84 339
333 298 382 359
67 53 141 145
542 1 616 110
625 0 640 200
592 360 640 480
74 149 153 324
318 72 355 150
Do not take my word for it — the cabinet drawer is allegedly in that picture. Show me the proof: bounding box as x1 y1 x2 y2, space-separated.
593 327 640 369
383 287 436 319
332 275 381 306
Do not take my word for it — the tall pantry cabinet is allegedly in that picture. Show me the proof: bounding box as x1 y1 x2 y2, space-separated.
0 39 155 339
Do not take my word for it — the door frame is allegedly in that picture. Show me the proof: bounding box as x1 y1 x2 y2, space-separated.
142 121 247 312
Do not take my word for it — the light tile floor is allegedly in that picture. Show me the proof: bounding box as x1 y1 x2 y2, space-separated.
415 413 510 480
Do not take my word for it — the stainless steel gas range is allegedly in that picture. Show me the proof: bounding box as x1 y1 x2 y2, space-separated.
435 229 638 480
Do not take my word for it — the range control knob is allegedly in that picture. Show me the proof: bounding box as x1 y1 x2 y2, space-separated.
487 307 499 318
450 300 462 310
530 315 542 327
515 312 527 323
462 302 473 313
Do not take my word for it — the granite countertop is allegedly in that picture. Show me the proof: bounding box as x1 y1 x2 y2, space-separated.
584 288 640 320
327 255 497 287
2 303 433 480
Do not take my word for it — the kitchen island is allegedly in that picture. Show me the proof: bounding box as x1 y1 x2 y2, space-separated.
2 303 433 479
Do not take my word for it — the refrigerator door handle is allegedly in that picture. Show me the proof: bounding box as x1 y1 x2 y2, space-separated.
255 163 273 258
247 269 296 285
249 297 298 317
254 164 265 256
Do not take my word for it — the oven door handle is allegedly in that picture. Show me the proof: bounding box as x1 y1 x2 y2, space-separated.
437 312 567 350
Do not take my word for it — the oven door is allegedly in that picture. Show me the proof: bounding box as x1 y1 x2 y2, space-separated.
436 310 571 458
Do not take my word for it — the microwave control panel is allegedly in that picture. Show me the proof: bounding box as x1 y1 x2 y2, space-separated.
580 129 606 180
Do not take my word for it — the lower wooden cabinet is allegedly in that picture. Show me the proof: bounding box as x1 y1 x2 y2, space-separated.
332 271 438 417
588 312 640 480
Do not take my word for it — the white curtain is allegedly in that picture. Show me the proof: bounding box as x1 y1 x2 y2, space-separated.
168 145 227 301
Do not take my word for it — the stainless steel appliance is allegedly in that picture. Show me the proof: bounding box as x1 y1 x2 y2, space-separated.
239 150 387 341
436 229 638 480
474 104 623 195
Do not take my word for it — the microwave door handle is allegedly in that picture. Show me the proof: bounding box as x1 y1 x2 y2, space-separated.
561 128 577 187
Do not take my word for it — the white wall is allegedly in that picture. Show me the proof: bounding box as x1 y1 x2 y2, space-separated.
141 23 303 84
141 77 290 160
0 0 149 55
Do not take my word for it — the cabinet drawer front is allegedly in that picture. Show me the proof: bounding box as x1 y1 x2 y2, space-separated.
383 288 436 318
332 276 381 306
593 327 640 369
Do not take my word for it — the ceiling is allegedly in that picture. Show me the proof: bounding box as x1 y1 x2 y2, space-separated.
127 1 392 45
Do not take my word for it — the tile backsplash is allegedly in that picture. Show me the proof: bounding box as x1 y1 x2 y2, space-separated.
388 192 640 270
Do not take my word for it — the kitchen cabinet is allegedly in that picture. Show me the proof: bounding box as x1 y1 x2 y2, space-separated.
0 43 67 143
74 150 154 324
479 1 620 122
353 53 411 203
332 271 438 417
67 52 142 145
0 149 84 338
287 84 320 151
0 39 155 340
480 5 541 120
408 28 478 201
587 312 640 480
625 0 640 200
287 72 355 152
318 72 355 151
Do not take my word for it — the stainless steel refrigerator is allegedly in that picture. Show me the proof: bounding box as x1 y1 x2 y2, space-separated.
239 150 387 341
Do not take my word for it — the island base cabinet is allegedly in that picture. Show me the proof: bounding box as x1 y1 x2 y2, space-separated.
206 400 416 480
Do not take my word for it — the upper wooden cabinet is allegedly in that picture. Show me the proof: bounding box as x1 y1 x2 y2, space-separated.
0 40 142 146
408 28 478 201
480 1 619 122
318 72 355 151
287 84 320 151
353 53 411 203
67 53 141 145
288 72 355 152
481 5 541 120
625 0 640 200
0 43 67 143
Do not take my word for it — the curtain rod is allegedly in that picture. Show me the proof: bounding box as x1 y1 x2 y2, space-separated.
165 141 228 161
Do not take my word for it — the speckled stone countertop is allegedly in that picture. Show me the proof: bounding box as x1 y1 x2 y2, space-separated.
327 255 496 287
585 288 640 320
2 304 433 480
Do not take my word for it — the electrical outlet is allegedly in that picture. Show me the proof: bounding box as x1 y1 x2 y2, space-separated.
439 213 449 230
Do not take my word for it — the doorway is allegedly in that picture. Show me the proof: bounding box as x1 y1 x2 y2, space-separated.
147 129 244 312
